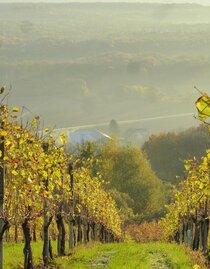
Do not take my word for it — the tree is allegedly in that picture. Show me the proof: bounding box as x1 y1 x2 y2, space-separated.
143 125 210 184
109 119 120 136
97 141 165 219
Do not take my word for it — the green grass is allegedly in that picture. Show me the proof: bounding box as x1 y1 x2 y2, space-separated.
4 241 46 269
4 241 195 269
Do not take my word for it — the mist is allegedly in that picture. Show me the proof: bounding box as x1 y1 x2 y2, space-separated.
0 1 208 137
0 0 210 4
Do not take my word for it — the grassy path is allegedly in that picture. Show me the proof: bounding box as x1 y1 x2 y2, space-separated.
4 242 197 269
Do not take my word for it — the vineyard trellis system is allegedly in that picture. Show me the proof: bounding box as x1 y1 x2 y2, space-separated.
0 103 122 269
161 92 210 259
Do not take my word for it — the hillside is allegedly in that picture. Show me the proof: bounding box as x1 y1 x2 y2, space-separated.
0 3 208 131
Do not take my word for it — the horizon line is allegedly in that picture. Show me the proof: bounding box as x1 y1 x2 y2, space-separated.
51 112 195 133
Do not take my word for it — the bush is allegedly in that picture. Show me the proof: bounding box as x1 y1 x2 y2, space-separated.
126 221 163 243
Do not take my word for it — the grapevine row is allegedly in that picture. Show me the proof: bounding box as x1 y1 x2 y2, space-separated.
161 92 210 255
0 104 122 268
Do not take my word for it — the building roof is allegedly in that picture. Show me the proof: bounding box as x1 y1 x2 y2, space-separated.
68 129 112 144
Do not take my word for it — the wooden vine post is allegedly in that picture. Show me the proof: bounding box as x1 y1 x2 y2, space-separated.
68 162 75 250
22 206 33 269
203 199 209 254
42 142 52 267
56 175 65 256
0 121 5 269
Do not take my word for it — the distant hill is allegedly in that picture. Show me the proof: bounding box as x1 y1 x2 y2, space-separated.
0 2 207 133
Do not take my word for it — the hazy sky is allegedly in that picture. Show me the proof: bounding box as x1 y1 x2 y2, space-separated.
0 0 209 4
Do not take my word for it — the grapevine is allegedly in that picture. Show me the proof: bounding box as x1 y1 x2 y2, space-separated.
0 102 122 269
161 92 210 254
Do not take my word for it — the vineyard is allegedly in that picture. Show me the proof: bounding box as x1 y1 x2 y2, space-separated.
2 1 210 268
0 91 210 269
0 100 122 268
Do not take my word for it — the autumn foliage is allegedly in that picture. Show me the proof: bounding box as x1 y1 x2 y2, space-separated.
161 92 210 257
0 103 122 268
126 221 163 243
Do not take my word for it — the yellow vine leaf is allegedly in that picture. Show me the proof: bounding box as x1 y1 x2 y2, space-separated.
0 130 7 136
12 106 19 113
60 133 67 145
11 170 18 176
195 94 210 121
31 118 38 126
42 171 48 178
10 114 17 119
